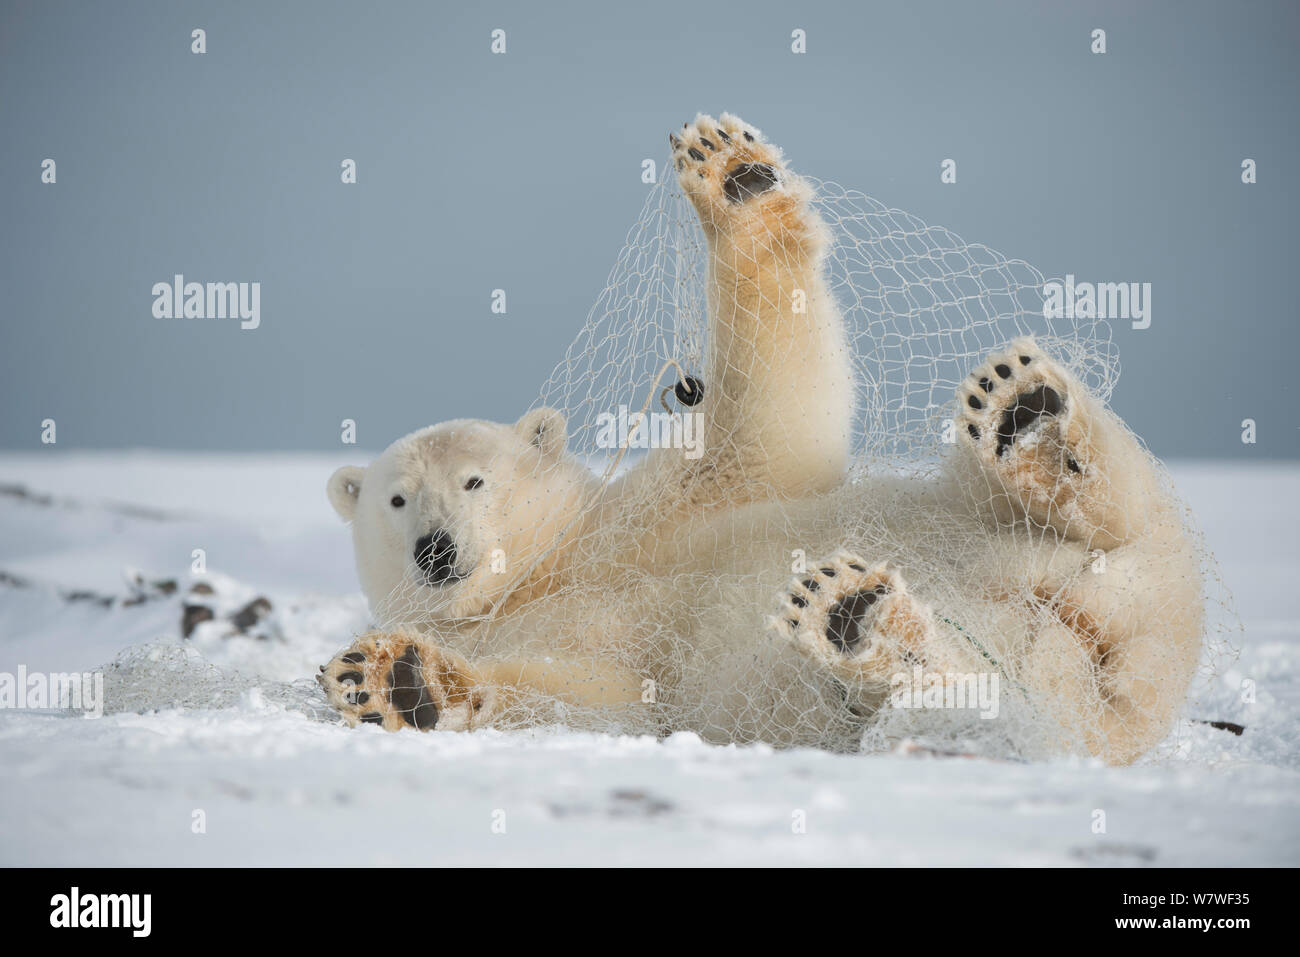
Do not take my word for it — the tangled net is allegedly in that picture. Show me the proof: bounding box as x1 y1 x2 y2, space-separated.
359 157 1236 763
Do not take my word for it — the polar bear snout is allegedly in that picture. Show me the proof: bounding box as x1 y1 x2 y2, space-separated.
414 529 465 586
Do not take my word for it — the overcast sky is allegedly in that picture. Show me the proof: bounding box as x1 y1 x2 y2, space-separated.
2 0 1296 459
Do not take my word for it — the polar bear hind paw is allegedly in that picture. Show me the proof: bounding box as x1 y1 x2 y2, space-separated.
958 338 1077 466
769 551 938 684
956 338 1138 546
671 113 786 209
317 632 494 732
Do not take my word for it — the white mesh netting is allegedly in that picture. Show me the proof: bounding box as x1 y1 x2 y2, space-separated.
314 120 1237 763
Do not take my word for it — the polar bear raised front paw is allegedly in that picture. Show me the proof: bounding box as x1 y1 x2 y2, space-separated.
769 551 938 684
671 113 788 211
317 632 496 732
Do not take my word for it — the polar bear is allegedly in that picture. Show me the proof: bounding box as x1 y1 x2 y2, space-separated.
319 114 1203 763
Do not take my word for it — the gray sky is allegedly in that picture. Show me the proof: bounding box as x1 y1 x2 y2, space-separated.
2 0 1296 458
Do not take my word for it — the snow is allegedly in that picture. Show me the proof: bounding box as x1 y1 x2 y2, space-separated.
0 452 1296 866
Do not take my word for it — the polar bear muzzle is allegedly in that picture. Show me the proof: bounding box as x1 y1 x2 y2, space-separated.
413 529 466 586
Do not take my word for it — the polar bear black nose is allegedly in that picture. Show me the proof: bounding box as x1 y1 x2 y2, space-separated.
414 530 458 583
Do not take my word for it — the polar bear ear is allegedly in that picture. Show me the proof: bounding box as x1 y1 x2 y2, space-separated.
327 466 365 522
516 407 568 460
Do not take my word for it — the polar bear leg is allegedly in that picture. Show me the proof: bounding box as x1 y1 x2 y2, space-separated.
956 339 1202 762
667 115 855 504
1023 620 1194 763
768 551 952 688
955 337 1160 551
318 632 643 732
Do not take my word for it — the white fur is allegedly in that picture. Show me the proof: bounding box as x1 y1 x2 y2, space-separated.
323 114 1202 763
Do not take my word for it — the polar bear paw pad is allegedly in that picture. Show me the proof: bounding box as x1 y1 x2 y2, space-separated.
671 112 786 209
770 552 937 682
317 633 493 732
957 337 1089 479
953 337 1140 548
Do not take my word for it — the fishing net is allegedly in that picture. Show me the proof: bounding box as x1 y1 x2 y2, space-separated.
329 116 1235 763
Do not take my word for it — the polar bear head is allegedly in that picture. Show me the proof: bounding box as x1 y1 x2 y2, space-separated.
327 408 595 624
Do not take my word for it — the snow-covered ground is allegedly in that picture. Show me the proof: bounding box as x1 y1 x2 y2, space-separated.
0 453 1296 866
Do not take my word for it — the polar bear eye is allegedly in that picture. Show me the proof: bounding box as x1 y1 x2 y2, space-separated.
463 477 484 491
390 495 406 508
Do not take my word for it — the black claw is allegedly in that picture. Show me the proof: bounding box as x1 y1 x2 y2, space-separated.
968 424 980 440
743 131 754 141
801 578 820 593
792 595 808 608
688 147 705 161
699 137 715 150
847 562 865 572
820 567 836 577
978 377 993 393
994 363 1012 379
967 395 982 410
1019 355 1031 365
356 692 370 705
360 712 383 724
336 671 363 686
341 652 365 664
716 128 730 142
